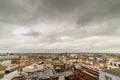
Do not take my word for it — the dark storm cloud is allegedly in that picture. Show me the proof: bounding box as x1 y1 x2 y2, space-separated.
0 0 120 26
0 0 40 25
77 0 120 25
0 0 101 25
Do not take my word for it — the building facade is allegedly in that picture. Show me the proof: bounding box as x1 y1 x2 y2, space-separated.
0 55 19 60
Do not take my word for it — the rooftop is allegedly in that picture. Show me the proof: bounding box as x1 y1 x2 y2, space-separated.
103 68 120 77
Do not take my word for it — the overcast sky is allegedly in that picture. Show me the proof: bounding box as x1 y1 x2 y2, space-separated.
0 0 120 53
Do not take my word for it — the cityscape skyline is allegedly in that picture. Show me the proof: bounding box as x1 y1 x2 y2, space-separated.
0 0 120 53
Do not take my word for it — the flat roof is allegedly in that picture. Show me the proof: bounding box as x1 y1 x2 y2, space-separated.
103 68 120 77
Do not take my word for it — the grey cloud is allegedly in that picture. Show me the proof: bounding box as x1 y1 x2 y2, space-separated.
22 30 42 37
0 0 120 26
0 0 120 52
77 0 120 26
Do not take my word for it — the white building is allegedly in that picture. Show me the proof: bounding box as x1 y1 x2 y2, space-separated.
99 68 120 80
0 55 19 60
108 61 120 67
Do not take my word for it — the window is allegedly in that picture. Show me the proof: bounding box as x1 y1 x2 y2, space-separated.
114 63 116 66
110 63 112 65
118 64 120 67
